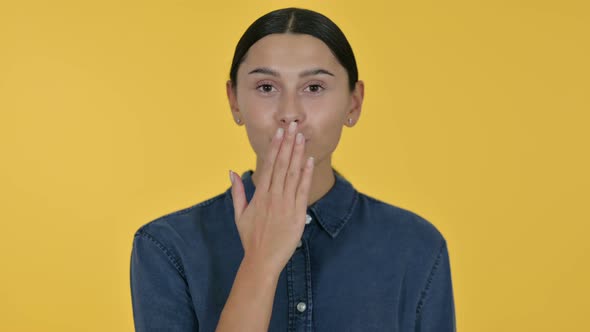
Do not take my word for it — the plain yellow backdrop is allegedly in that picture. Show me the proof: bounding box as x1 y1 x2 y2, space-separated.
1 0 588 331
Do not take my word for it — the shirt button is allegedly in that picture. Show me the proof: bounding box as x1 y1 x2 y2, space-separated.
297 240 302 248
305 214 312 225
297 302 307 312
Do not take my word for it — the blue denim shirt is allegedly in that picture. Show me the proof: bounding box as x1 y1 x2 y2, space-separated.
130 168 456 331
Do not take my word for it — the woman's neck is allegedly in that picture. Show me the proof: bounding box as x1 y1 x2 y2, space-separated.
250 156 335 206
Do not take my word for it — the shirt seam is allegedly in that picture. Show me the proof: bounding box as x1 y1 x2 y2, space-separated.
415 239 446 321
160 193 226 220
135 229 186 279
362 194 413 219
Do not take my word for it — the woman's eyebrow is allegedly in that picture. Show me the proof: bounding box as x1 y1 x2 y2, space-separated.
248 67 279 77
247 67 335 77
300 68 335 78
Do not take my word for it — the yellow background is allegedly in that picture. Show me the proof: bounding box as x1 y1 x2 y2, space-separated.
1 0 588 331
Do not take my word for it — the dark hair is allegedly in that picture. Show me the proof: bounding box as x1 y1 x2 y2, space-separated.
229 7 359 91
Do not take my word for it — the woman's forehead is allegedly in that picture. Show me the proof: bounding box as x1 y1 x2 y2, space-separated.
239 34 342 75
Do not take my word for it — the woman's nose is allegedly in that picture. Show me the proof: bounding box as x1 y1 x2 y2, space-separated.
276 92 306 125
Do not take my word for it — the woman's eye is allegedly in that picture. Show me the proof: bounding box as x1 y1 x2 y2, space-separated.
257 84 276 93
304 84 324 93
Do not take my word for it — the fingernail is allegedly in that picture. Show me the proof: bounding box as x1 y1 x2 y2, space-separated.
229 170 234 184
307 157 314 167
276 127 284 139
289 121 298 133
296 133 304 144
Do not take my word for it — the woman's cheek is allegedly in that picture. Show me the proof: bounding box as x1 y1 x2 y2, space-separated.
244 124 267 158
244 113 275 156
301 95 329 110
302 88 349 112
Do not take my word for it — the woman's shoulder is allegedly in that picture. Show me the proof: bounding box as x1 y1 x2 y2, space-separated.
356 191 447 248
133 190 230 247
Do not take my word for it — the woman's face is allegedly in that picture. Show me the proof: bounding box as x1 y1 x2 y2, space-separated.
227 33 363 169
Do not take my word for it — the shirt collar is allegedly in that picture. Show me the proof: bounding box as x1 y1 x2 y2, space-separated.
236 168 359 238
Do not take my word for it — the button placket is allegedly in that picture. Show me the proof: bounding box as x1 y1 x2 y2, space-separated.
295 214 311 250
287 217 313 331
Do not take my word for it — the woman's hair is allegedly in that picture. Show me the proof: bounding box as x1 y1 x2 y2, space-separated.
229 7 359 92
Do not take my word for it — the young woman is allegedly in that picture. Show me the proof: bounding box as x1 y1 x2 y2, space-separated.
130 7 456 332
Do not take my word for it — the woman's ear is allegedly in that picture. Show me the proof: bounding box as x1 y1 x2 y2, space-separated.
226 80 242 125
346 80 365 127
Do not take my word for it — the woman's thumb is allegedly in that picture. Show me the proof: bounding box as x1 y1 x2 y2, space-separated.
229 170 247 222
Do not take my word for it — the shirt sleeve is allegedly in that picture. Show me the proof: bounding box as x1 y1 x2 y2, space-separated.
130 229 199 332
415 240 457 332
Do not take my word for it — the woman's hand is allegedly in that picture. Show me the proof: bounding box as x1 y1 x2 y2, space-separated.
229 120 314 275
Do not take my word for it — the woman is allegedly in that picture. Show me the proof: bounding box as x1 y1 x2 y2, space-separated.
130 7 456 332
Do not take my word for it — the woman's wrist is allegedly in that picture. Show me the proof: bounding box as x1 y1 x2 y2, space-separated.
240 254 283 282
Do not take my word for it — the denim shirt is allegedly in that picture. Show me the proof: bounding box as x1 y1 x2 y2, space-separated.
130 168 456 332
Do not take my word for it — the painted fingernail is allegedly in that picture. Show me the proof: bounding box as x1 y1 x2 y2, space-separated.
296 133 304 144
307 157 314 167
276 127 284 139
229 170 234 184
289 121 298 134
